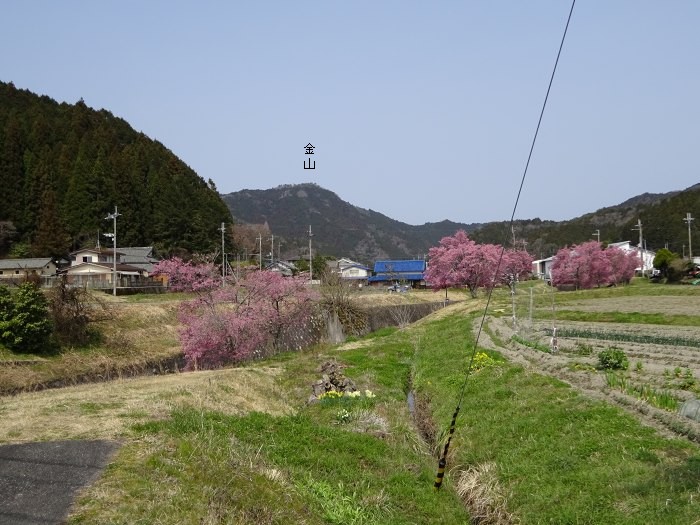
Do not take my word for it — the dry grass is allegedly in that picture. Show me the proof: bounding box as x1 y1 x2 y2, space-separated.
353 288 462 307
0 366 290 443
454 462 518 525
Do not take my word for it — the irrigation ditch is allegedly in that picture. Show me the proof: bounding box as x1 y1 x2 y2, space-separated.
0 301 450 396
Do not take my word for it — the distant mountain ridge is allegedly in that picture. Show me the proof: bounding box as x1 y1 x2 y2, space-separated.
221 184 481 263
222 182 700 262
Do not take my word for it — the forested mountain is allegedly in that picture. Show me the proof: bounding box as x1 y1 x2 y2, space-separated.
224 182 700 262
222 184 481 263
472 184 700 259
3 81 696 264
0 81 231 258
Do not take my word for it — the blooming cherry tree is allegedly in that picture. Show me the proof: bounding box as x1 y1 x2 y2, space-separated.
151 257 219 292
551 241 637 289
500 249 534 286
426 230 530 298
605 246 639 285
154 259 317 368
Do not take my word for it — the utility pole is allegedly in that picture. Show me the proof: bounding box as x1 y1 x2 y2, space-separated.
257 234 262 270
308 225 314 283
592 229 600 243
632 219 644 276
269 234 275 265
219 222 226 285
104 206 121 296
684 212 694 260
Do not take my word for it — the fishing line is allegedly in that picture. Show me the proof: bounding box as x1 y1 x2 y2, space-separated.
434 0 577 490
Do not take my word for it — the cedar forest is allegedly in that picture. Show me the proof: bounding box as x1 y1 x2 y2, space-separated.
0 81 231 259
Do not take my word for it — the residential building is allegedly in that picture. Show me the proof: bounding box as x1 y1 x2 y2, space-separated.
116 246 159 276
608 241 655 275
0 258 57 281
368 260 426 287
532 256 554 281
328 258 371 281
63 248 147 288
266 260 297 277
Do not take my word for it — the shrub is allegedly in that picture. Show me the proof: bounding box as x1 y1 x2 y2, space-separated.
598 347 629 370
0 283 54 354
47 276 110 346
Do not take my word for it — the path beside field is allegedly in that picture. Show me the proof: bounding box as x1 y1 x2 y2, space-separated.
0 440 119 525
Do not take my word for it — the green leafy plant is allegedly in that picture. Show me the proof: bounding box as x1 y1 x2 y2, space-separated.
335 408 352 424
598 347 629 370
606 372 678 411
470 352 496 372
575 342 594 356
546 327 700 348
512 334 550 353
678 368 696 390
0 283 54 354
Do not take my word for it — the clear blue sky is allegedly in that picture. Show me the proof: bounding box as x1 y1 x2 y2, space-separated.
2 1 698 225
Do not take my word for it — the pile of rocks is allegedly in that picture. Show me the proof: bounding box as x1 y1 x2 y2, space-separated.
309 360 357 402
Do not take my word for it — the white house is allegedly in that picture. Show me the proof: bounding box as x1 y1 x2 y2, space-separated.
63 248 146 287
330 258 371 281
532 256 554 281
0 258 57 281
608 241 655 275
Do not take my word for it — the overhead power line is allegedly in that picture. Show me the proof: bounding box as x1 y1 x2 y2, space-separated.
433 0 577 490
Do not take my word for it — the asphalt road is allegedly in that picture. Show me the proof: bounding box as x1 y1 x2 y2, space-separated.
0 440 120 525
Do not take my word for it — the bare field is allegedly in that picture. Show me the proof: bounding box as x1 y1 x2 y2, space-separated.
351 288 462 307
481 292 700 443
560 295 700 316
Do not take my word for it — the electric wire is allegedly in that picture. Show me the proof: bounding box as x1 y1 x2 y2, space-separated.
434 0 577 489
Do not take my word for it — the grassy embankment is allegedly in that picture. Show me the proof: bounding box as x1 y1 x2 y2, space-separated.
66 303 700 522
0 292 184 394
2 283 700 523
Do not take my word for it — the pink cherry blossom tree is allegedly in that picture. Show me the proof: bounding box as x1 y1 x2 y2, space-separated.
425 230 515 298
154 259 317 368
552 241 625 289
151 257 219 292
605 246 639 285
500 249 534 287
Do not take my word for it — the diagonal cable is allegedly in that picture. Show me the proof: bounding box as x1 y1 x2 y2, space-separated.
434 0 577 490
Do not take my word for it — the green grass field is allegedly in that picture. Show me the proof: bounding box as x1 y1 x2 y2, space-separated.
3 280 700 523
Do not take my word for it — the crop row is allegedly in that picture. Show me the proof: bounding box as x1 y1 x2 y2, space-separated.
543 327 700 348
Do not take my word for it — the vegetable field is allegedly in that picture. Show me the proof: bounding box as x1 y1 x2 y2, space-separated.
482 286 700 442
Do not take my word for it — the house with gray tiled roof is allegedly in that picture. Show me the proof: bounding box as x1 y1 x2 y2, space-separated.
0 258 57 280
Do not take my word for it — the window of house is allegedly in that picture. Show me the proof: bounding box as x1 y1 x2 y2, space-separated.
83 256 91 263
